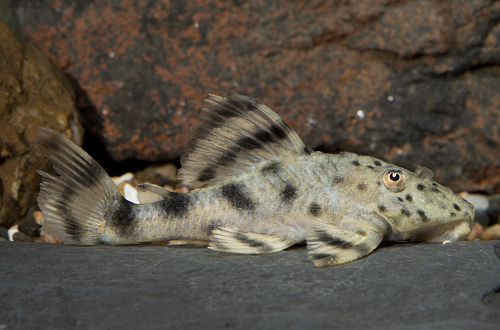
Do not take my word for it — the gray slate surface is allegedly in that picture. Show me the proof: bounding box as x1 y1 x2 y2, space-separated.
0 241 499 330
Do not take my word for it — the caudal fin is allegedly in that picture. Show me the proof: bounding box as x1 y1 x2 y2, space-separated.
34 127 128 245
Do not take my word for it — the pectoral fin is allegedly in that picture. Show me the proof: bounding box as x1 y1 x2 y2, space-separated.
209 227 300 254
307 218 384 267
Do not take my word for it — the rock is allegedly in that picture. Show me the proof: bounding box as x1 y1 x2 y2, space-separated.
482 224 500 241
39 230 62 244
0 227 8 241
7 1 500 194
0 21 83 228
133 163 178 188
12 231 33 242
0 240 499 329
17 205 41 237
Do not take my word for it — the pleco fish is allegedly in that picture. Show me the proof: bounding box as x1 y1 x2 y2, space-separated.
35 94 475 267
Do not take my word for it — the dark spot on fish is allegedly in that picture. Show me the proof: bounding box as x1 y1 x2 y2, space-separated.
417 210 429 222
237 136 262 150
207 220 223 234
216 151 237 167
214 107 237 119
309 202 321 216
281 183 297 204
197 167 216 182
303 146 314 155
228 95 257 113
352 160 360 166
95 238 110 245
160 193 193 218
432 183 438 187
367 165 375 169
261 161 282 174
254 129 277 144
450 212 456 217
317 230 353 249
405 194 413 202
234 232 266 248
430 187 440 192
221 183 255 210
401 209 411 216
397 197 404 202
110 198 137 236
453 203 461 211
270 123 289 140
355 229 367 237
378 204 387 212
63 216 82 243
310 253 334 261
333 176 344 184
376 181 381 186
357 183 367 190
201 96 249 131
42 135 61 152
374 160 382 166
417 184 425 191
55 186 82 243
59 185 76 204
353 243 372 256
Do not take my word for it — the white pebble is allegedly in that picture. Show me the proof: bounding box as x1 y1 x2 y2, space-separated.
123 183 139 204
111 172 134 186
357 110 365 119
8 224 19 242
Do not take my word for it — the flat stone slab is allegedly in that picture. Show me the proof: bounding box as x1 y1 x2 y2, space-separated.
1 241 499 330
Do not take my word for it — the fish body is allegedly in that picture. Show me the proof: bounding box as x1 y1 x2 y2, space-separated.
35 95 474 267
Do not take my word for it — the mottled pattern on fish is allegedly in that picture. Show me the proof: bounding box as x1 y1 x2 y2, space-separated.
35 94 475 267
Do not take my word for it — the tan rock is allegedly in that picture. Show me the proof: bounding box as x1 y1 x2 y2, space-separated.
0 22 83 228
481 224 500 241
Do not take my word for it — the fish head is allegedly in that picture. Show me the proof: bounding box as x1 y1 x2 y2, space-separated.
337 153 474 243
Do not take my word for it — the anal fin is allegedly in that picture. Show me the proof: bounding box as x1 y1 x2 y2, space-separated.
209 227 299 254
307 218 384 267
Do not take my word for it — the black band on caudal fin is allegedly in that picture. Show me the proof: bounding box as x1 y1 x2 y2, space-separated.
34 127 128 245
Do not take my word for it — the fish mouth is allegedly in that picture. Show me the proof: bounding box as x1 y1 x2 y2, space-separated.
410 217 474 243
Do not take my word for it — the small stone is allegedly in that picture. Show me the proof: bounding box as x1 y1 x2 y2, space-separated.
466 223 483 241
40 230 63 244
18 205 41 237
33 211 44 225
481 224 500 241
111 172 134 186
123 183 139 204
13 231 34 242
154 163 178 182
134 163 178 188
0 226 8 240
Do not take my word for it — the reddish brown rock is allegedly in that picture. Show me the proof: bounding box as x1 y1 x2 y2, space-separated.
8 0 500 193
0 21 83 228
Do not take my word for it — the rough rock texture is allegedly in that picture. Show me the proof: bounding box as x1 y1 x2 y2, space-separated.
0 240 499 329
0 21 83 228
7 0 500 192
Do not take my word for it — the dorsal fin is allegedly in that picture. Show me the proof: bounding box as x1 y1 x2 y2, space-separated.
178 94 308 188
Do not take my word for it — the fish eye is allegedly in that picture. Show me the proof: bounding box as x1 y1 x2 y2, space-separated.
382 169 407 192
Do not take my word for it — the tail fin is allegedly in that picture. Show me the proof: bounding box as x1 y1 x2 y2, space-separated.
34 127 126 245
